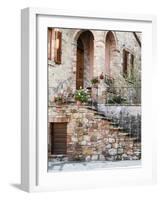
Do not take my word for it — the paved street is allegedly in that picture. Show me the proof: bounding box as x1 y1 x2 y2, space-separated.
48 160 141 172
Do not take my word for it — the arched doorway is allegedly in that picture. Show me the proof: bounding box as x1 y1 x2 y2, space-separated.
105 31 116 75
76 30 94 89
76 38 84 89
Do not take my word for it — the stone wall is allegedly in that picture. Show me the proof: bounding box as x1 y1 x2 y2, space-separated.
49 105 141 161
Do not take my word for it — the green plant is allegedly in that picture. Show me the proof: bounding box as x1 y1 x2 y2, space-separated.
90 77 99 85
54 93 66 104
104 74 114 86
108 95 126 104
75 88 88 103
55 96 63 102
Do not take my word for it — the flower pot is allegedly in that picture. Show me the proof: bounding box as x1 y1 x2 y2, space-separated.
99 73 104 80
76 100 81 106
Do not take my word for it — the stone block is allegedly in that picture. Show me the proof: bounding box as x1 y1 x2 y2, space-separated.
108 137 115 143
83 135 90 142
91 155 98 161
82 148 93 155
132 156 139 160
126 150 134 155
99 154 105 161
112 143 119 148
106 143 112 149
71 137 78 142
108 148 117 156
105 156 116 161
81 140 87 145
85 155 91 162
90 135 97 142
117 148 124 154
121 153 129 160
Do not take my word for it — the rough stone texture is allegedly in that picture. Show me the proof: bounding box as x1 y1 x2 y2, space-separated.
48 105 141 161
48 28 141 162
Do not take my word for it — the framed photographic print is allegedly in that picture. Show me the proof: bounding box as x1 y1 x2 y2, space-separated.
21 8 156 192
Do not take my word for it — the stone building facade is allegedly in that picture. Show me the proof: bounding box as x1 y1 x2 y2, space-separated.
48 28 141 103
48 28 141 162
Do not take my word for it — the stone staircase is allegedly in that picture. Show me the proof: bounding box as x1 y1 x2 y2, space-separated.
48 104 141 162
85 106 141 161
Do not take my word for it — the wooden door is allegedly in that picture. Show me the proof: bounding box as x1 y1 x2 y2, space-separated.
51 122 67 155
76 48 84 89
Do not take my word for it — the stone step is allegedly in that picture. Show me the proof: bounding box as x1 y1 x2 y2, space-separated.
94 116 111 121
109 122 119 127
133 142 141 147
125 137 139 141
86 106 98 112
118 132 130 136
110 127 124 131
94 112 105 117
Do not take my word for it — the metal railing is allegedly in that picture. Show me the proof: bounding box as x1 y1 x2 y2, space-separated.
48 84 141 106
105 86 141 105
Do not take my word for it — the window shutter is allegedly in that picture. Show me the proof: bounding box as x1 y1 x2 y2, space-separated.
54 31 62 64
123 50 128 77
48 28 52 60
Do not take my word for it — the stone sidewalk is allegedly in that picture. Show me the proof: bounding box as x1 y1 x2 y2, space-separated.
48 160 141 172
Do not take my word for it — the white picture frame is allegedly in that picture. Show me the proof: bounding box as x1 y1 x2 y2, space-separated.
21 7 157 192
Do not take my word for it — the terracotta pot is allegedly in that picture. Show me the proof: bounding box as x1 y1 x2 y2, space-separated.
100 73 104 80
76 100 81 106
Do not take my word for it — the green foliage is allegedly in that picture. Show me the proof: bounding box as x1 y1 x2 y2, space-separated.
90 77 99 85
75 88 88 103
108 95 126 104
54 96 63 102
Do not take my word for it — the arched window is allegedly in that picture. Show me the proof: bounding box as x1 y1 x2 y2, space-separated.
105 31 116 75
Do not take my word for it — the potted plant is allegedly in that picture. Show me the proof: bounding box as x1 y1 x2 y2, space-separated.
104 74 114 86
108 95 126 104
90 77 99 87
54 93 66 105
75 87 88 106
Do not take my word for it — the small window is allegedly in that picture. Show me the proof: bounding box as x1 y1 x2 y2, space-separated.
123 49 134 78
123 49 129 77
130 54 134 77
